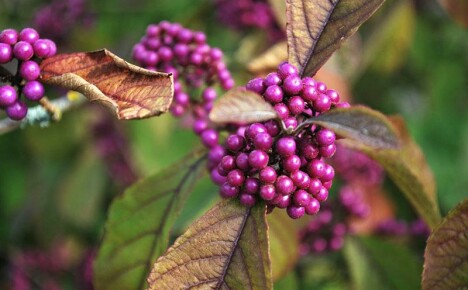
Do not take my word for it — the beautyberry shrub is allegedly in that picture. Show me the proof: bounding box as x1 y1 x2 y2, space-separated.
0 27 56 121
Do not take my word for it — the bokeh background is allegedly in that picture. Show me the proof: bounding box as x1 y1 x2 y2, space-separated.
0 0 467 289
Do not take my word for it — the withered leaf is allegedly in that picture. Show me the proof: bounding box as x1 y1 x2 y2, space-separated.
248 41 287 76
422 198 468 290
147 199 272 290
340 116 441 229
94 149 207 290
209 87 278 125
286 0 385 77
268 209 299 281
307 106 400 149
40 49 173 120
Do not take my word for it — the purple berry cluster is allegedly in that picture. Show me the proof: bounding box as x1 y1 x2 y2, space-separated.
376 218 430 238
33 0 94 43
132 21 234 117
214 0 285 42
211 62 350 219
0 27 56 120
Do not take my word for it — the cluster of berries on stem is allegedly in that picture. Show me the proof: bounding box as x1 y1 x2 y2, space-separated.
211 62 350 219
0 27 56 121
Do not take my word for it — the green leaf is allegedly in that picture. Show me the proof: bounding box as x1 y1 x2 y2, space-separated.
93 149 207 290
422 198 468 290
268 209 299 281
286 0 385 77
339 114 441 229
304 106 400 149
274 271 299 290
209 87 278 125
147 200 272 290
344 236 422 290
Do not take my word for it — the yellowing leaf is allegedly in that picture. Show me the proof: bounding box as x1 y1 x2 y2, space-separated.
248 41 288 76
422 198 468 290
268 209 299 281
40 49 173 120
147 200 272 290
286 0 385 77
340 116 441 229
93 149 207 290
268 0 287 29
209 87 278 125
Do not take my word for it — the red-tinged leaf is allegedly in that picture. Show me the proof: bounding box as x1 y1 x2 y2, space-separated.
209 87 278 125
339 115 441 229
286 0 385 77
93 149 207 290
268 209 299 281
422 198 468 290
40 49 173 120
438 0 468 27
147 200 272 290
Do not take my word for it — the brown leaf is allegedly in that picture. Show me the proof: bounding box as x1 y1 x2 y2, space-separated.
340 116 441 229
422 198 468 290
438 0 468 27
286 0 385 77
268 209 299 281
147 199 272 290
209 87 278 125
248 41 288 76
40 49 173 120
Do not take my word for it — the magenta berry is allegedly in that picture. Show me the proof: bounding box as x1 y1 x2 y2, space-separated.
19 61 41 81
276 136 296 157
0 43 13 63
6 101 28 120
259 166 277 184
283 75 302 95
201 129 218 148
0 28 18 45
275 175 295 195
248 149 269 169
259 184 276 201
0 85 17 106
23 81 45 101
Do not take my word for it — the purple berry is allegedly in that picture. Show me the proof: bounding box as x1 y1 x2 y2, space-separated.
245 123 267 141
293 189 311 207
248 149 269 169
274 194 291 208
220 182 239 198
244 177 260 194
19 61 41 81
305 198 320 215
302 85 318 102
278 62 298 79
0 43 12 63
18 28 39 44
314 93 331 112
192 119 208 135
202 87 217 102
288 96 305 115
227 169 245 187
0 85 17 106
220 155 236 171
276 136 296 157
23 81 44 101
6 101 27 120
226 134 245 152
201 129 218 148
274 103 290 119
264 85 283 103
0 29 18 45
13 41 34 61
287 205 305 219
253 132 273 151
307 159 325 178
282 155 301 173
319 143 336 158
259 166 277 184
236 153 250 171
264 120 280 136
326 89 340 104
259 185 276 200
246 77 265 94
211 169 227 185
308 178 322 195
321 164 335 182
240 193 256 207
33 39 51 58
208 145 225 164
283 75 302 95
283 117 298 130
315 187 329 202
275 175 295 195
264 72 282 86
290 170 311 189
316 128 336 146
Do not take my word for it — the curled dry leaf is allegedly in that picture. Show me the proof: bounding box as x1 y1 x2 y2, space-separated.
422 198 468 290
340 116 441 229
94 149 207 290
286 0 385 77
209 87 278 125
40 49 173 120
147 199 272 290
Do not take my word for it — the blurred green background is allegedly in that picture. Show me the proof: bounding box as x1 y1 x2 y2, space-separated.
0 0 467 289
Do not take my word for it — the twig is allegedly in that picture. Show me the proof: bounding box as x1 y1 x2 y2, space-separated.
0 92 86 135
